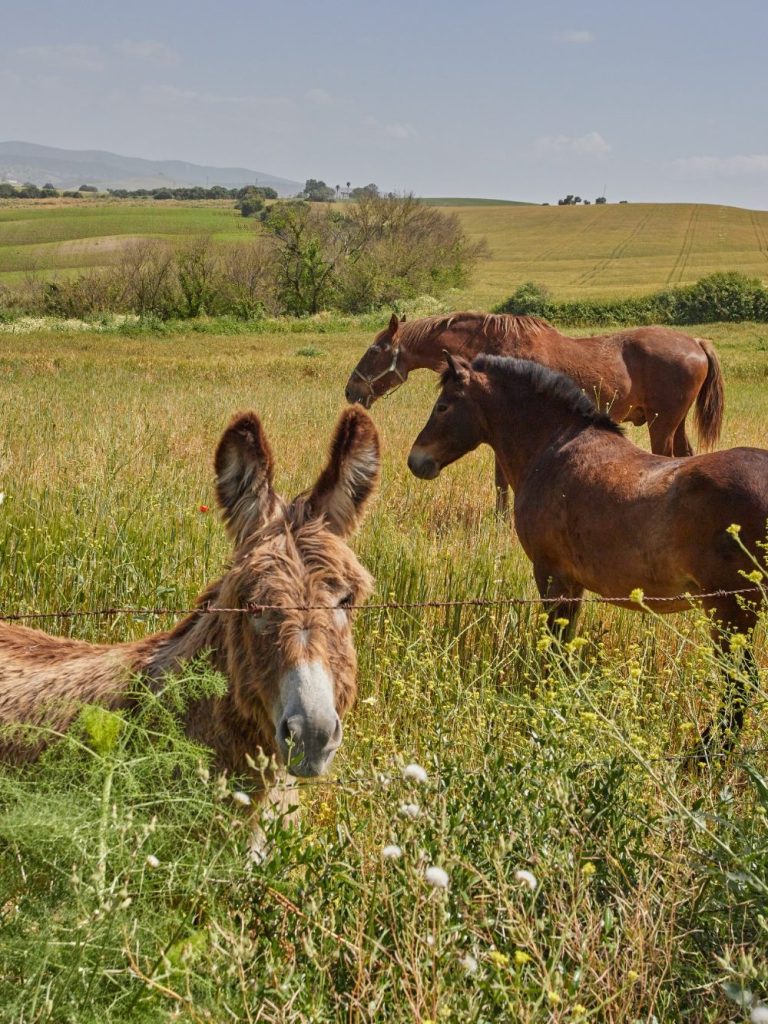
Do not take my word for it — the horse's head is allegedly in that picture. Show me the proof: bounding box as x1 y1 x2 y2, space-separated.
214 407 379 777
345 312 408 407
407 352 483 480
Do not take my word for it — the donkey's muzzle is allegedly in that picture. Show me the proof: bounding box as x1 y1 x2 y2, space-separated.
407 448 441 480
275 661 343 777
277 711 343 778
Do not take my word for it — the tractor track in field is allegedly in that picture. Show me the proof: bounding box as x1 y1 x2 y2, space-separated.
666 205 700 286
573 208 655 287
750 209 768 263
530 213 601 264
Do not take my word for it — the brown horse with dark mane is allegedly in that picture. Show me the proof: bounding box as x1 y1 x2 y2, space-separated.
408 353 765 747
347 312 724 512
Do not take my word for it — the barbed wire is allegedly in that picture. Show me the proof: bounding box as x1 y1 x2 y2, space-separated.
0 586 763 623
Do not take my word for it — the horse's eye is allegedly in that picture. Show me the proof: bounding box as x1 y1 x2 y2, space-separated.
435 403 448 414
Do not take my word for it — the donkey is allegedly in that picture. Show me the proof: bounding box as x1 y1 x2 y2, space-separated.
408 353 768 748
347 312 724 513
0 408 380 798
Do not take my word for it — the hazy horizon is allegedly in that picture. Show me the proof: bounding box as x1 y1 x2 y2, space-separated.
2 0 767 208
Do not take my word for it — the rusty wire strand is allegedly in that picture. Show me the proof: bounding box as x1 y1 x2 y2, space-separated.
0 586 762 622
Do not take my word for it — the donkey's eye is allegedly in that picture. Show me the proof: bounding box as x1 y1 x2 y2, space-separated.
337 592 354 610
435 403 448 414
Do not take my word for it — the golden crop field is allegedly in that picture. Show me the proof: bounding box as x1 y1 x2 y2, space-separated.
2 197 768 307
1 320 767 1021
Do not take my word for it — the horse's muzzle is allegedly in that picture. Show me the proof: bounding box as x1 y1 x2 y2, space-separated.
407 448 441 480
344 383 372 408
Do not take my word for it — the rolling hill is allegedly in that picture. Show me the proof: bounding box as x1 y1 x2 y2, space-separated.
1 198 767 308
0 141 301 195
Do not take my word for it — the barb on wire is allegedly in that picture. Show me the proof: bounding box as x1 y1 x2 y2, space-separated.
0 586 762 623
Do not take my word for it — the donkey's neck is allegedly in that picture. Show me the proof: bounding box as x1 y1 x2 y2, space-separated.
136 582 227 681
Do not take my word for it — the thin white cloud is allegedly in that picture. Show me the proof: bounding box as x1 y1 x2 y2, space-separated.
16 44 104 72
305 88 334 106
116 40 180 66
673 154 768 177
363 115 417 142
533 131 610 157
557 30 595 45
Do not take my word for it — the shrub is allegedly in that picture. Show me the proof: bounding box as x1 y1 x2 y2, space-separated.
496 281 555 318
495 272 768 326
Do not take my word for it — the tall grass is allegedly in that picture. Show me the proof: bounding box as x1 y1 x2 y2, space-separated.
0 325 767 1020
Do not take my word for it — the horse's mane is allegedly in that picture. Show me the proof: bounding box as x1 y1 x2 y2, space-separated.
398 311 553 349
470 355 624 435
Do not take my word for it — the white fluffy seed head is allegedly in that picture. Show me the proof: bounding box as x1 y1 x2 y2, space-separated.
751 1007 768 1024
425 865 449 889
399 802 420 819
382 844 403 860
145 854 160 869
461 953 478 974
514 868 538 891
403 763 428 784
232 791 252 807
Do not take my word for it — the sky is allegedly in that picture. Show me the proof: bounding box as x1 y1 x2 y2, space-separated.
1 0 767 207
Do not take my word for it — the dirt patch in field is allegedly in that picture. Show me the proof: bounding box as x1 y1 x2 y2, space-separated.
54 235 150 256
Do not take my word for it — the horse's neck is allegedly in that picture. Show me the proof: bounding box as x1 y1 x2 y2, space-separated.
479 387 580 489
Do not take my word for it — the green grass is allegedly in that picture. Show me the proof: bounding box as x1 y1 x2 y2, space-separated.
3 198 768 311
1 324 768 1020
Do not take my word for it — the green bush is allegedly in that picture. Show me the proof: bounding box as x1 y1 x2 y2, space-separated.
496 271 768 326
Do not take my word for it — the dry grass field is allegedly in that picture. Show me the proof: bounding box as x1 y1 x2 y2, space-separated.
1 321 768 1021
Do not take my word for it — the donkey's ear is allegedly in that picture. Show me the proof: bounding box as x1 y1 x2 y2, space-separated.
388 312 400 334
443 350 470 384
215 412 279 545
303 408 380 537
400 313 407 323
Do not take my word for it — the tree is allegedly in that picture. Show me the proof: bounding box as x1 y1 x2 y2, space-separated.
302 179 336 202
595 196 607 204
259 201 355 313
350 183 379 200
78 184 98 193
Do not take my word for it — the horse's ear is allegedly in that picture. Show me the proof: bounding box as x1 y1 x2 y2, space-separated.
443 350 469 384
302 408 380 537
388 312 400 334
215 412 279 545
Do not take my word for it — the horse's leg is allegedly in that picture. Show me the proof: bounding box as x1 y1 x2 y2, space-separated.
648 415 680 457
494 457 510 518
534 566 585 643
702 600 759 751
672 420 694 457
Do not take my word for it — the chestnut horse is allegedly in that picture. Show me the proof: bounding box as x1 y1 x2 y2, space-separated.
408 353 766 747
346 312 724 513
0 408 380 796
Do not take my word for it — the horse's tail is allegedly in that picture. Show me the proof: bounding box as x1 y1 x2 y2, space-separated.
694 338 724 450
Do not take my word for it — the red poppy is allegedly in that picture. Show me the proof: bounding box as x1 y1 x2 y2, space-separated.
198 504 210 513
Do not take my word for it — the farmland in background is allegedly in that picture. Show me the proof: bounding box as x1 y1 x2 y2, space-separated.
2 198 768 308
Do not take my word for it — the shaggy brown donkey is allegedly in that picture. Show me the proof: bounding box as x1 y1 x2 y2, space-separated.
0 408 380 787
347 312 724 513
408 353 766 747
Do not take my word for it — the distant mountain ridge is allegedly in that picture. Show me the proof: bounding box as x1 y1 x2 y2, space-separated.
0 141 302 195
